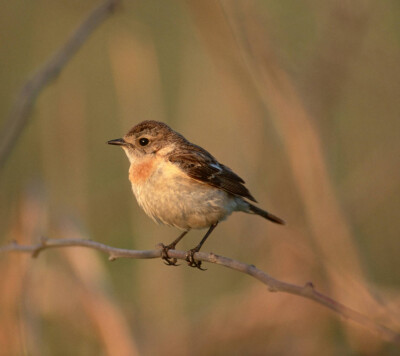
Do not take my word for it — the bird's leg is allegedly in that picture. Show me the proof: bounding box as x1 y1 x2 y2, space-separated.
161 230 189 266
186 222 219 270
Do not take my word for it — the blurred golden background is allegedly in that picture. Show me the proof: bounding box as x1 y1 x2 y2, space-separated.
1 1 400 355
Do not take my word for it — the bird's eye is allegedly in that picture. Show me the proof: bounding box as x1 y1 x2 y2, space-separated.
139 137 149 146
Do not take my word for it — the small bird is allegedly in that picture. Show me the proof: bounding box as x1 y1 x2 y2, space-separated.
108 120 284 269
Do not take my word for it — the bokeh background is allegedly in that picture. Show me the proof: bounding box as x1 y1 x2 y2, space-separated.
1 1 400 355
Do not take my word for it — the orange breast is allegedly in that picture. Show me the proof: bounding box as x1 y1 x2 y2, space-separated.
129 158 157 184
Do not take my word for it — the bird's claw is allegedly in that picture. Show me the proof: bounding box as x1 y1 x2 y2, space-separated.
185 249 207 271
160 243 179 266
160 243 206 270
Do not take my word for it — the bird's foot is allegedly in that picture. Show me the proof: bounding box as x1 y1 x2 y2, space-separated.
160 243 179 266
185 249 206 271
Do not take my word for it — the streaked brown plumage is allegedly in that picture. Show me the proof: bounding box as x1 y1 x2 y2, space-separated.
108 120 284 269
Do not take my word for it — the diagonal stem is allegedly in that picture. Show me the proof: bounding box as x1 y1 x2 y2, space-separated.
0 0 120 169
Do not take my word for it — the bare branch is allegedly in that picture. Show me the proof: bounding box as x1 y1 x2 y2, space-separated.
1 237 399 345
0 0 120 169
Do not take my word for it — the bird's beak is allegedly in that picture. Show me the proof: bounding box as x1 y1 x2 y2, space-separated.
107 138 127 146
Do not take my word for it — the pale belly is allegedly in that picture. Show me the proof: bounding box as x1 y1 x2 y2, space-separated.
130 162 243 230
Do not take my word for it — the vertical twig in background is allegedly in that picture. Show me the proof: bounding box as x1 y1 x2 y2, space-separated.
187 0 400 345
0 0 120 170
60 221 140 356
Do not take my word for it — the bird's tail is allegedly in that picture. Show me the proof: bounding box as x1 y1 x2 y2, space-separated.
248 203 285 225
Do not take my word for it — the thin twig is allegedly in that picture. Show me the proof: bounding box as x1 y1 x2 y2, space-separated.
1 237 399 345
0 0 120 169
